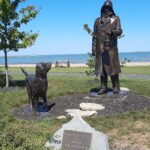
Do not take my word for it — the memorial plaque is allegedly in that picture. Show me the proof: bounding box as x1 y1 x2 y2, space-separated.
62 130 92 150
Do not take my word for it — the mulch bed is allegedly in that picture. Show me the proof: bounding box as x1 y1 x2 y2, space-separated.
12 91 150 120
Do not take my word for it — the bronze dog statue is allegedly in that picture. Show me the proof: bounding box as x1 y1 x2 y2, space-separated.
21 62 52 112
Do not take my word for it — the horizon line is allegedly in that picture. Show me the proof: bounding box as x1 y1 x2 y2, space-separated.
0 51 150 57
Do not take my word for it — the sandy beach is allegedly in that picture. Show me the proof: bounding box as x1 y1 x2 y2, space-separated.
123 62 150 66
0 63 88 68
0 62 150 67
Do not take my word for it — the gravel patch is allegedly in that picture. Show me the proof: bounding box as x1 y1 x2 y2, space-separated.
12 92 150 120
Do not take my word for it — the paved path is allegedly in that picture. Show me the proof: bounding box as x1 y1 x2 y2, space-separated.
120 74 150 80
7 72 150 80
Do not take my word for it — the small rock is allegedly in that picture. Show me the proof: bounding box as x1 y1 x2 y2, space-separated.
80 103 105 111
120 95 128 101
56 116 67 119
120 87 130 95
120 87 130 91
84 96 91 100
65 109 97 117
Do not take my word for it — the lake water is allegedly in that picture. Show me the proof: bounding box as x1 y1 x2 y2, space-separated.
0 52 150 65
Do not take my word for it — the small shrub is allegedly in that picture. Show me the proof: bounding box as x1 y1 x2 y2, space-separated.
85 53 95 76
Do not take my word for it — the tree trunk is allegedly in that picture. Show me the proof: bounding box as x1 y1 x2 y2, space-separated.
4 50 9 87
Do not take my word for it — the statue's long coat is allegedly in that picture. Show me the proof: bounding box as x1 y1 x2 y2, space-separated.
92 15 122 76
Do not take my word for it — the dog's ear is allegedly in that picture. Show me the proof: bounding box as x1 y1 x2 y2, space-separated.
36 62 51 74
36 63 45 77
21 67 28 77
49 62 52 68
46 63 52 72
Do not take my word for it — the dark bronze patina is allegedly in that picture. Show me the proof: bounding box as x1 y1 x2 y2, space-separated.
21 62 52 111
92 0 123 94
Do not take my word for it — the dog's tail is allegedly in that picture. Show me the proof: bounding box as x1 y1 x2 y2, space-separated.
21 67 28 77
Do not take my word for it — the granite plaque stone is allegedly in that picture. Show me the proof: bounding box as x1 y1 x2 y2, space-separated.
45 116 110 150
62 130 92 150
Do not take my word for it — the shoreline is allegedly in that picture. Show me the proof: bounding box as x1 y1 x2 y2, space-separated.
123 62 150 66
0 62 150 67
0 63 88 68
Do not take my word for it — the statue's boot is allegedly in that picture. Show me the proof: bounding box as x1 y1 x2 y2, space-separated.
99 75 108 95
111 74 120 94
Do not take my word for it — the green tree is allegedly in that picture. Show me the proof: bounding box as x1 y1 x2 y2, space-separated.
0 0 39 87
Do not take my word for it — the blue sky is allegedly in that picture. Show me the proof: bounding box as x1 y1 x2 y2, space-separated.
1 0 150 56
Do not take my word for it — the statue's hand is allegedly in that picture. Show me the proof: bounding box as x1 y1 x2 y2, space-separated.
106 30 113 36
111 30 121 37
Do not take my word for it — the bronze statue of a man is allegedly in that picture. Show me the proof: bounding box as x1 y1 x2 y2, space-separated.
92 0 122 94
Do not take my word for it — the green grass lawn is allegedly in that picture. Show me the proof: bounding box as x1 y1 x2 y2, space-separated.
0 66 88 73
1 65 150 75
121 66 150 75
0 67 150 149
